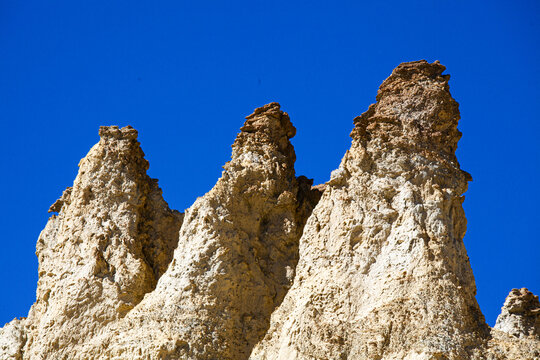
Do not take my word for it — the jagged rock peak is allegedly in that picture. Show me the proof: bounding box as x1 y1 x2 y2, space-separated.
390 59 447 79
250 61 487 360
1 66 538 360
494 288 540 339
231 102 296 167
98 124 139 139
351 60 462 166
243 102 295 137
13 125 183 360
82 104 321 360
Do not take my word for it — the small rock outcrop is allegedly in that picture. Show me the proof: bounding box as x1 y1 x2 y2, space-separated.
494 288 540 339
1 62 538 360
0 318 25 360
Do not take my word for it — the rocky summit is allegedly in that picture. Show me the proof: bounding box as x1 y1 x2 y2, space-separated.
1 60 538 360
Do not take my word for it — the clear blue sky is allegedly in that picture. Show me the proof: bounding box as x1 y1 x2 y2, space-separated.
0 1 538 327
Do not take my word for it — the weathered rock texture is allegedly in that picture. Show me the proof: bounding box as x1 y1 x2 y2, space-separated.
1 62 539 360
75 103 319 359
4 126 183 360
0 318 25 360
494 288 540 339
250 60 492 360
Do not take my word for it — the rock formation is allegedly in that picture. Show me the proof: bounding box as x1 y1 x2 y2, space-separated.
0 319 25 360
81 103 320 359
494 288 540 339
1 61 538 360
251 60 491 359
2 126 183 360
484 288 540 359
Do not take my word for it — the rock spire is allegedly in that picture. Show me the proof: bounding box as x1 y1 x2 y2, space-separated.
3 126 183 359
250 60 489 359
1 63 538 360
82 103 320 359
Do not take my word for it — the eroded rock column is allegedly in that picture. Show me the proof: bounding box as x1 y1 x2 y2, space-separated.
92 103 320 360
20 126 183 360
250 61 489 360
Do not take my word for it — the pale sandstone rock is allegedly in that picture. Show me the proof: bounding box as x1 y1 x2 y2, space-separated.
494 288 540 339
9 126 183 360
250 61 540 360
486 328 540 359
0 318 25 360
80 103 320 360
251 60 490 360
1 62 539 360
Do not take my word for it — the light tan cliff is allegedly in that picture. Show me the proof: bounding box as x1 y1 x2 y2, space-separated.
486 288 540 359
1 61 538 360
0 319 25 360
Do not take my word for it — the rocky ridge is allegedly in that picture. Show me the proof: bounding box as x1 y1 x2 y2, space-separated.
1 61 538 360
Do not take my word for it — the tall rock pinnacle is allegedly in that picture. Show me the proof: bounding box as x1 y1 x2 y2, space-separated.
250 61 489 359
85 103 320 359
2 63 538 360
17 126 183 359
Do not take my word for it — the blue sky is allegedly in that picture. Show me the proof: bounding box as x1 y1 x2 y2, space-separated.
0 1 538 327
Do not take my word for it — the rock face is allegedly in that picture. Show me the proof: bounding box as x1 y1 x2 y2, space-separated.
83 103 320 360
1 62 539 360
0 319 25 360
494 288 540 339
8 126 184 360
487 288 540 359
250 60 490 360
